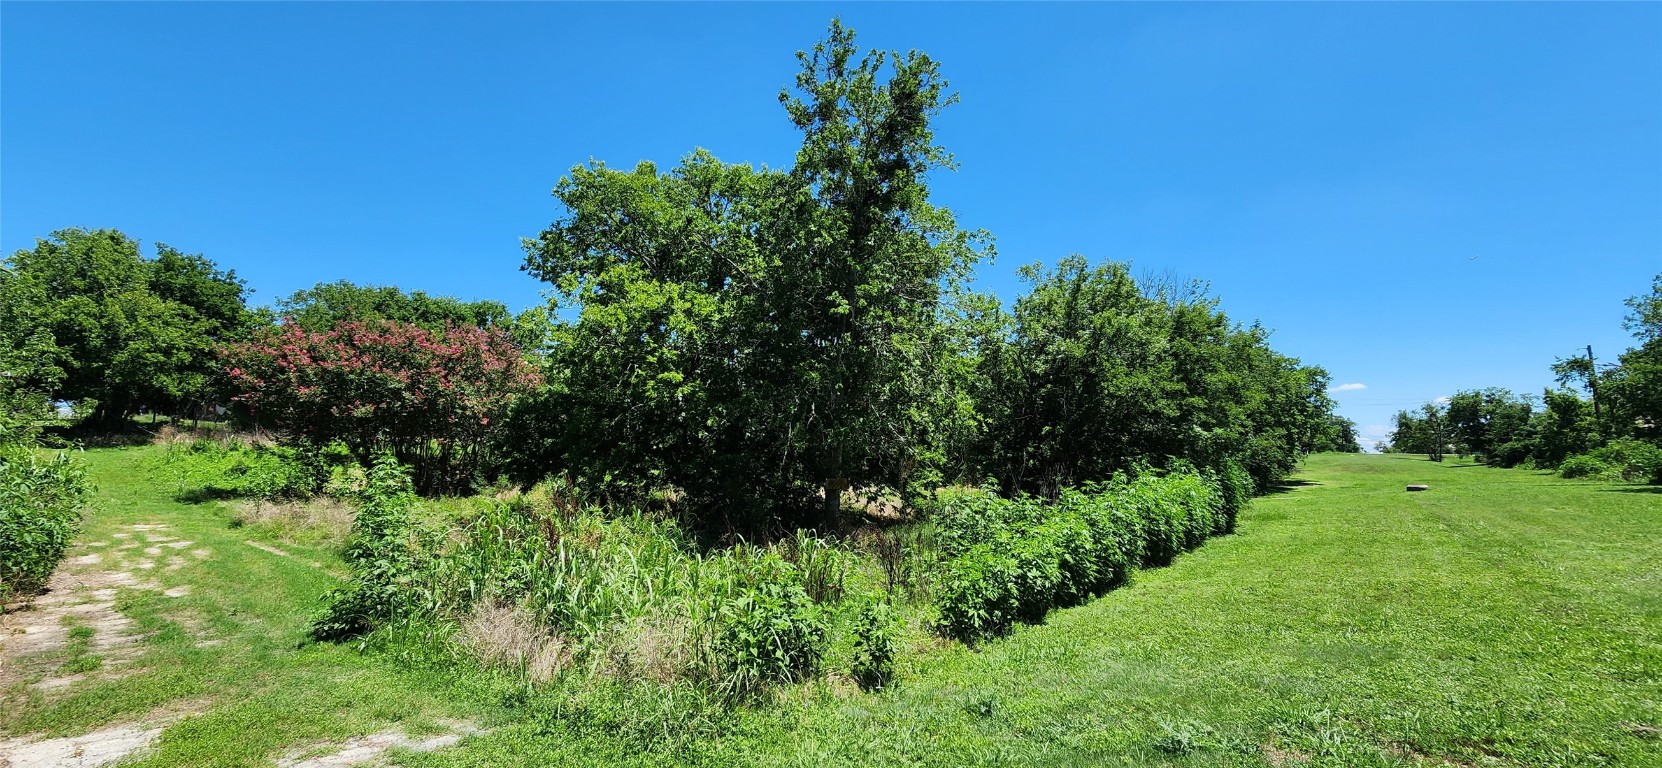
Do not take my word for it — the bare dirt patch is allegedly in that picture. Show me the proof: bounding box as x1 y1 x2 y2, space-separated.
1 569 149 690
0 722 165 767
1 523 195 693
275 721 483 768
1262 736 1309 766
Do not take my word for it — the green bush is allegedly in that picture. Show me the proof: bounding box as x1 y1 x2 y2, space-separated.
312 453 422 641
1214 460 1253 534
930 468 1235 642
1559 440 1662 483
0 444 90 602
848 596 898 691
709 553 827 696
933 544 1020 642
164 438 336 502
1558 454 1613 480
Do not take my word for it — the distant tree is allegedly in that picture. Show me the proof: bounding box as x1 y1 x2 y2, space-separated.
1312 414 1362 453
1390 403 1447 461
0 229 252 426
1444 388 1534 464
275 280 513 333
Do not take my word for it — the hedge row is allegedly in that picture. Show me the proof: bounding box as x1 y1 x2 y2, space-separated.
931 465 1245 642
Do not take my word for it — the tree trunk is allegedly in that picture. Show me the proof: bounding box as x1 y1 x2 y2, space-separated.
822 476 848 533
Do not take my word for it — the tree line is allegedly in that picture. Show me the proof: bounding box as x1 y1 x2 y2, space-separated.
1385 274 1662 483
1 22 1350 533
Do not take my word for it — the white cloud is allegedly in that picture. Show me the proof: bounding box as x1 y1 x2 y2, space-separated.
1433 395 1451 405
1329 382 1367 393
1359 424 1393 453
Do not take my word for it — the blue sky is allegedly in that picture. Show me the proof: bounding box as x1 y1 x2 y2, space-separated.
4 2 1659 449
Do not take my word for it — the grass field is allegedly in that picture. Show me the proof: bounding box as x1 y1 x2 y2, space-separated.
3 450 1659 767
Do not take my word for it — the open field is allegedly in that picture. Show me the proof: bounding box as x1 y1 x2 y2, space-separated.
3 450 1659 767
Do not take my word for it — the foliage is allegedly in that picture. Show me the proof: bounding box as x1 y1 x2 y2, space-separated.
1310 414 1363 453
519 21 989 533
1 228 253 426
1389 402 1448 461
1603 274 1662 447
1555 454 1612 480
1559 438 1662 483
221 319 541 494
162 437 336 502
931 468 1227 643
848 595 899 691
276 280 513 333
1443 388 1535 464
708 553 827 696
312 453 423 641
0 440 89 602
967 257 1333 497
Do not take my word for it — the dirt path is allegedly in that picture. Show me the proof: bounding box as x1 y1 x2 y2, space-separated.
1 523 208 766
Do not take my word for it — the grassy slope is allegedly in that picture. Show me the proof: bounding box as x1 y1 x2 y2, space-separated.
411 453 1662 768
5 450 1659 766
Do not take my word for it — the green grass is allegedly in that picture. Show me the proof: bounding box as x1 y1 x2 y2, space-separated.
405 453 1662 767
4 450 1659 767
0 446 508 766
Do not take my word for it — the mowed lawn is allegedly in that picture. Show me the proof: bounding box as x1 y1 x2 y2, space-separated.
5 450 1660 767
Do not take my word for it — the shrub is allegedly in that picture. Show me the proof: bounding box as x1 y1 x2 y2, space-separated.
933 544 1020 642
1558 454 1612 480
1215 460 1253 534
1596 439 1662 483
709 552 826 696
1126 477 1186 567
1559 440 1662 483
848 596 899 691
930 467 1235 642
0 444 89 602
312 453 423 641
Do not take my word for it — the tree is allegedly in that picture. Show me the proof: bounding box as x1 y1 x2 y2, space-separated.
1389 403 1447 461
1529 389 1595 467
968 256 1333 495
1444 388 1534 464
221 320 541 494
1603 274 1662 445
275 281 512 333
0 229 252 426
521 22 987 533
1312 415 1363 453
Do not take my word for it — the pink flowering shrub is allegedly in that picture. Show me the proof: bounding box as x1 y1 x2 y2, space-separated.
221 319 542 494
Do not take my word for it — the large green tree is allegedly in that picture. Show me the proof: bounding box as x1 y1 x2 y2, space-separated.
521 22 987 533
0 229 252 425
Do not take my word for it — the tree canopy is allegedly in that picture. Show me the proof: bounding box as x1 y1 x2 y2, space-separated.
0 228 254 425
520 21 990 532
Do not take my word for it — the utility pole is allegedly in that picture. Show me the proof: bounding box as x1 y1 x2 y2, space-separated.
1586 345 1602 428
